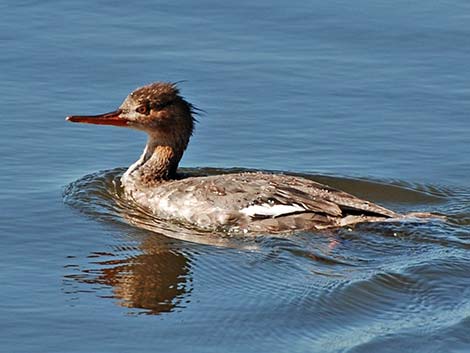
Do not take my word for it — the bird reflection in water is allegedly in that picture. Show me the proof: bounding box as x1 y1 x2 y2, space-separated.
64 234 192 315
62 168 249 315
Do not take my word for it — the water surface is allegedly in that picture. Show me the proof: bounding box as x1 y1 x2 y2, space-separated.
1 1 470 352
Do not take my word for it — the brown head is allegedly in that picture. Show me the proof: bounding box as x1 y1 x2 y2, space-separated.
67 82 197 180
67 82 195 146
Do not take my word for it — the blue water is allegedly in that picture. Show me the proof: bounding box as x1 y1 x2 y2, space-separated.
1 1 470 352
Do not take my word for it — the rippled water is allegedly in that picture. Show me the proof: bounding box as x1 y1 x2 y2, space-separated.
60 168 470 351
2 0 470 352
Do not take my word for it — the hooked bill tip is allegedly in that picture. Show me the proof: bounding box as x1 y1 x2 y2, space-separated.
66 116 81 123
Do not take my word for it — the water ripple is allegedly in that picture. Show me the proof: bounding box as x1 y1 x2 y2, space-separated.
62 167 470 351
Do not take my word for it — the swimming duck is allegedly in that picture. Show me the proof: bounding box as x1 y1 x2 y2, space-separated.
67 82 410 233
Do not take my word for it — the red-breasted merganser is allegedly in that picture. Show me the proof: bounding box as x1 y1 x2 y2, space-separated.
67 82 421 233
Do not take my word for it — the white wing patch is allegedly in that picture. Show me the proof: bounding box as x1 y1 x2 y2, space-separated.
240 203 306 218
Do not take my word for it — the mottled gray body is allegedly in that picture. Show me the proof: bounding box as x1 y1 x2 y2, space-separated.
122 171 400 233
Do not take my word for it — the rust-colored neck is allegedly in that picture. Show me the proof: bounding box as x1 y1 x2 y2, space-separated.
139 145 182 184
124 136 187 187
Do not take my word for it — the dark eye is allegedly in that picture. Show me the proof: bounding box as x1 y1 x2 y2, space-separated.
136 104 149 115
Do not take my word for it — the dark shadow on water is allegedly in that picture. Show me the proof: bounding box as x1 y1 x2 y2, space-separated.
63 234 192 315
